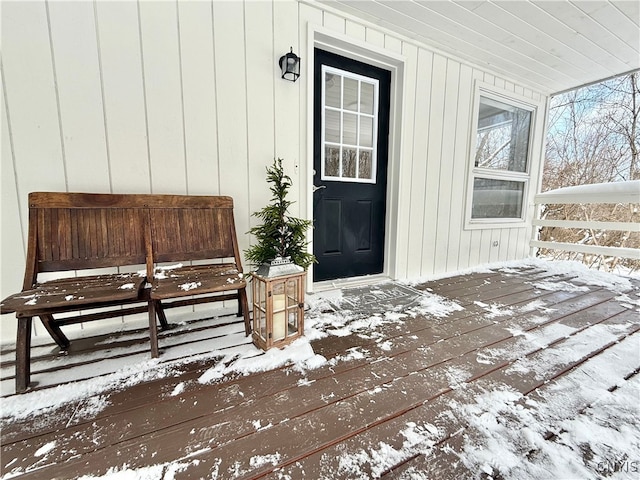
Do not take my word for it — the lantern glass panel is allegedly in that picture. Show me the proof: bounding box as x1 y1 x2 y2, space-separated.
272 280 287 342
286 278 300 334
254 278 267 340
288 307 299 335
286 278 298 307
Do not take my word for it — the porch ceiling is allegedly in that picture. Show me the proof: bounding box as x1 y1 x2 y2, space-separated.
315 0 640 95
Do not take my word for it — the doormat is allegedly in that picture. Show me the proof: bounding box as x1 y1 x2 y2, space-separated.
314 282 425 318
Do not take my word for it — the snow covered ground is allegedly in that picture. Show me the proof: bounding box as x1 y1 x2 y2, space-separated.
1 258 639 479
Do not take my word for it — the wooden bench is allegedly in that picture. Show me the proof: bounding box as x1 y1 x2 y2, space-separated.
1 192 250 393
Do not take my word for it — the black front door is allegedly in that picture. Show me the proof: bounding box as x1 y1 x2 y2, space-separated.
313 49 391 282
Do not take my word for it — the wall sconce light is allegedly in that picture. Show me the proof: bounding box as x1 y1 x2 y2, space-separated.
279 47 300 82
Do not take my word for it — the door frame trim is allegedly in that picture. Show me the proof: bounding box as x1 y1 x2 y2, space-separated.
305 25 406 291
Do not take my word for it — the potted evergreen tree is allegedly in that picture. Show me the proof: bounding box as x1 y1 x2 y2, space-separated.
245 158 315 276
246 158 315 349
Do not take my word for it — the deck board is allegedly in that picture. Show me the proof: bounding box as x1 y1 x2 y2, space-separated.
1 266 638 479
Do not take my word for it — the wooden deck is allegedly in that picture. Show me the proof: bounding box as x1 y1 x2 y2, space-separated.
1 265 639 479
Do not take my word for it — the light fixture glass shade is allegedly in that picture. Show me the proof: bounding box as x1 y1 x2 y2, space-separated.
279 47 300 82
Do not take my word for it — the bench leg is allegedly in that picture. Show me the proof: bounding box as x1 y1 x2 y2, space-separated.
148 301 159 358
39 314 70 350
155 300 171 330
16 316 32 393
239 288 251 336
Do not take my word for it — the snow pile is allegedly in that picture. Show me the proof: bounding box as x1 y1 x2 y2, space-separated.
197 339 327 384
408 257 638 291
1 336 328 426
531 279 590 293
305 282 462 338
525 258 636 293
450 375 639 479
77 461 195 480
151 263 183 279
443 329 640 479
1 359 174 423
179 281 202 291
334 421 441 479
321 312 405 338
407 292 464 318
249 453 281 469
327 326 639 480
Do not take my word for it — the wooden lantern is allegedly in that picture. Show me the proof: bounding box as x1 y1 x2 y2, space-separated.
251 268 305 350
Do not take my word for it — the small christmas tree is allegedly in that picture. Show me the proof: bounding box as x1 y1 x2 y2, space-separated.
245 158 316 270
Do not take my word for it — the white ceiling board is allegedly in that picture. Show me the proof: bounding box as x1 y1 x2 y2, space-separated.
571 1 639 50
466 2 604 76
532 1 637 69
391 0 582 80
313 0 640 94
494 1 625 80
419 1 593 77
335 0 574 91
611 0 639 27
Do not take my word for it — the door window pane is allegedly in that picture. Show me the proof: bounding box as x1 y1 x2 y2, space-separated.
342 113 357 145
325 110 340 143
342 148 357 178
361 83 374 114
360 117 373 148
325 73 341 108
344 78 358 111
358 150 373 180
325 146 340 177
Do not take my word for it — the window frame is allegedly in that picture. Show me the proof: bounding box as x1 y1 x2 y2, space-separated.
465 82 541 230
320 65 380 184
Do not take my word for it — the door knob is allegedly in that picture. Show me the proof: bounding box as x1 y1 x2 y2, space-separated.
313 185 326 193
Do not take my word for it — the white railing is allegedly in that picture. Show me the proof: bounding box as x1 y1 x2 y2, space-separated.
531 180 640 260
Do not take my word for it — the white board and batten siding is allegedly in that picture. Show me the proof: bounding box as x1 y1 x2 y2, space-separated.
0 0 548 343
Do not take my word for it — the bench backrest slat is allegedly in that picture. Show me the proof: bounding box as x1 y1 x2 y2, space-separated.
149 205 237 264
34 206 147 270
35 207 147 272
24 192 242 287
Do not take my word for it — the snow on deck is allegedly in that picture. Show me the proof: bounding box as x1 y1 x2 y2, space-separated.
0 259 638 479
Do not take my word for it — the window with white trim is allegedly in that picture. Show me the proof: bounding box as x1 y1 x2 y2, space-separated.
322 65 379 183
467 87 537 227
